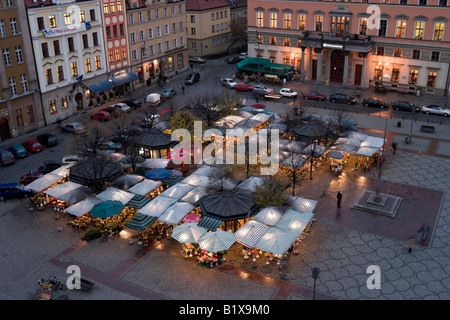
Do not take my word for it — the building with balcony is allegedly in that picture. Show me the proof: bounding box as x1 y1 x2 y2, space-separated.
24 0 108 125
0 0 43 141
186 0 232 57
125 0 188 86
247 0 450 95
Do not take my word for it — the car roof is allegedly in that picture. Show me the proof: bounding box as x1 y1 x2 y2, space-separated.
9 144 24 148
0 183 20 188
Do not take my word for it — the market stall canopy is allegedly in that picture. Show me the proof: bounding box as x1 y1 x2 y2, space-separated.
141 158 174 169
145 168 172 180
290 121 327 141
282 141 308 154
236 176 264 192
162 175 185 187
328 138 359 154
198 230 236 253
126 194 152 209
197 215 223 231
182 213 202 223
137 128 177 150
182 174 210 187
180 186 209 205
96 187 134 205
50 164 75 177
57 186 93 204
249 113 271 124
281 153 308 168
158 202 195 225
253 206 286 226
199 190 259 221
275 208 314 235
234 220 271 248
355 136 386 156
207 177 240 191
138 196 177 217
215 115 245 128
110 174 144 191
254 227 299 256
106 153 126 162
24 173 63 193
90 200 124 219
65 197 105 217
127 179 162 196
69 157 123 185
267 123 287 133
192 165 224 177
287 196 318 213
302 144 327 157
159 183 195 201
44 181 83 199
124 213 157 231
328 151 345 159
172 223 207 243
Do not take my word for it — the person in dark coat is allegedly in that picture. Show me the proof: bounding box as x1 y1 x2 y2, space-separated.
337 191 343 209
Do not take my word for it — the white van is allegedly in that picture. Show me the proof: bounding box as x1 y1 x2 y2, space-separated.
146 93 161 106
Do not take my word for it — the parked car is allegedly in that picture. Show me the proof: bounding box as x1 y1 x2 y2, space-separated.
61 155 82 164
38 161 62 174
0 183 33 201
362 98 389 109
22 139 43 153
220 78 237 88
102 141 122 152
235 82 254 91
189 57 206 64
101 105 122 117
421 104 450 116
0 148 15 166
161 88 177 99
226 56 240 64
239 52 248 60
146 93 161 106
114 102 131 113
37 133 58 147
19 171 42 185
302 91 326 101
61 122 86 134
391 101 420 112
253 84 274 95
91 110 112 122
123 99 142 109
185 72 200 85
7 145 28 159
279 88 298 98
330 93 357 105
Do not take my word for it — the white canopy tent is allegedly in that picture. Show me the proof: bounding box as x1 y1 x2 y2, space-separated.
287 196 318 213
159 183 195 201
44 181 83 199
191 165 224 177
253 206 285 226
24 173 63 193
138 196 177 217
181 174 210 187
158 202 195 225
236 176 264 192
275 208 314 234
234 220 271 248
180 186 209 205
50 163 75 177
65 197 105 217
141 158 172 169
254 227 299 256
96 187 135 205
127 179 162 196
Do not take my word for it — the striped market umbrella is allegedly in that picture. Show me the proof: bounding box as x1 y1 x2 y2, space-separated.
234 220 270 248
172 223 207 244
198 230 236 253
255 227 299 256
182 213 202 223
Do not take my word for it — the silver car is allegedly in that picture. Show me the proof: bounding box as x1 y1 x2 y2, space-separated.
421 105 450 116
61 122 86 134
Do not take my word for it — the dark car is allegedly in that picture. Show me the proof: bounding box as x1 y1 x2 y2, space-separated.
38 161 62 174
91 111 111 121
0 148 15 166
19 171 42 185
391 101 420 113
362 98 389 109
302 91 326 101
185 72 200 85
101 106 121 117
123 99 142 109
0 183 33 201
330 93 357 105
7 145 28 158
226 56 240 64
37 133 58 147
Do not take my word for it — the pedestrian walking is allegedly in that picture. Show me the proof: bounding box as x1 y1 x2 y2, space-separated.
391 141 398 154
337 191 342 209
181 86 185 95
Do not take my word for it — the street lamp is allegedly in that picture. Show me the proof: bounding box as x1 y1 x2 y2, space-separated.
311 266 320 300
256 31 261 84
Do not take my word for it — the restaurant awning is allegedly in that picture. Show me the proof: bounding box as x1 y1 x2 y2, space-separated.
138 196 177 217
127 179 162 196
234 220 271 248
197 215 223 231
159 183 195 201
44 181 83 198
124 213 157 230
65 196 105 217
110 72 139 86
87 80 117 94
158 202 195 225
96 187 135 205
24 173 63 193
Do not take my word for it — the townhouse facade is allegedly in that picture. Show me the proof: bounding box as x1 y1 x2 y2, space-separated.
126 0 189 86
186 0 232 57
25 0 108 125
0 0 43 140
247 0 450 95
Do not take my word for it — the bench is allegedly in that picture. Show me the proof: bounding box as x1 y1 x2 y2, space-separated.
420 125 435 133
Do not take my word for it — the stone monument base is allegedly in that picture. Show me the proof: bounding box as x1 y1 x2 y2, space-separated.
352 190 402 218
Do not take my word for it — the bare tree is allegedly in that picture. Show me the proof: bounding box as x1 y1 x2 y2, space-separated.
227 17 248 52
109 113 141 155
253 176 290 208
281 151 308 196
66 121 110 157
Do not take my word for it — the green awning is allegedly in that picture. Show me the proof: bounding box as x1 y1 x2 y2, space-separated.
261 63 294 76
125 213 157 230
126 194 153 209
162 175 185 187
236 57 270 73
197 216 224 231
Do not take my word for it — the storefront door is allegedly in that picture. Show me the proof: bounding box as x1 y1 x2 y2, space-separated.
0 118 11 141
354 64 362 86
311 60 317 80
329 50 345 83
